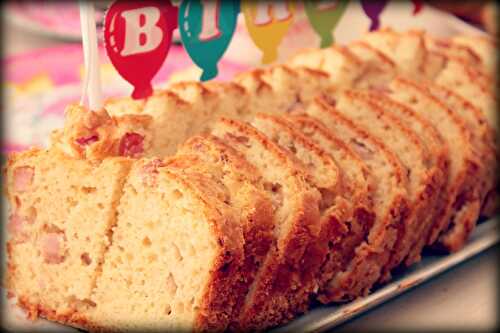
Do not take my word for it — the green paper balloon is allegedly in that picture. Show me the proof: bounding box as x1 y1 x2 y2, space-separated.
304 0 349 48
179 0 239 81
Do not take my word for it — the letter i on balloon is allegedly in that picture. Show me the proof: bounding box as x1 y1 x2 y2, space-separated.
104 0 177 99
304 0 349 48
178 0 239 81
242 0 296 64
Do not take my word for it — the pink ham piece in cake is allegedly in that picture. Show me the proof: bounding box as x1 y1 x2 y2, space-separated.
76 135 99 146
7 213 32 242
13 166 34 193
119 133 144 157
41 232 66 264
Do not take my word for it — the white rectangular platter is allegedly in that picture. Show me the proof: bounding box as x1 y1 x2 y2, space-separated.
273 217 499 333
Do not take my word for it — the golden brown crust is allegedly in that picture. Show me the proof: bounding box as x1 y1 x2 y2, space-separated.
212 118 322 330
172 135 275 330
286 114 376 294
353 91 449 266
238 190 321 329
306 98 409 301
392 78 482 252
419 81 497 222
252 113 348 293
157 169 244 332
343 90 441 280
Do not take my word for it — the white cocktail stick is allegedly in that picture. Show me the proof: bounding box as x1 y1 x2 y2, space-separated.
79 1 103 110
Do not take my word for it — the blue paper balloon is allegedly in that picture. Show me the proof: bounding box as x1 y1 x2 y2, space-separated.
179 0 239 81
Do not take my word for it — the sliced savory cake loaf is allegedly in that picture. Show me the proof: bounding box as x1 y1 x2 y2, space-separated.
355 91 449 265
387 78 482 251
301 98 409 301
211 118 321 330
4 148 132 322
166 135 275 327
84 160 245 332
285 114 376 295
287 45 366 87
359 28 427 77
250 113 349 293
333 90 439 280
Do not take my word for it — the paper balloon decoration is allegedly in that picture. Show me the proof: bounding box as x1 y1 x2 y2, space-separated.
242 1 296 64
412 0 423 15
104 0 177 99
304 0 349 48
361 0 389 31
178 0 239 81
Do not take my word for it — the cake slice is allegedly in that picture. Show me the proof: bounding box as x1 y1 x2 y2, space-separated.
4 148 132 323
301 98 409 301
285 114 376 296
82 159 245 332
166 135 275 327
212 118 321 330
250 113 349 294
387 77 482 251
355 91 449 265
331 90 439 280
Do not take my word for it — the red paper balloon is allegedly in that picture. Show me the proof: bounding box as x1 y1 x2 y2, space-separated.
412 0 423 15
104 0 177 99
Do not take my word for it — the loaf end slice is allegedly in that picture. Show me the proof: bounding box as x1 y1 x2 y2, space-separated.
4 148 131 323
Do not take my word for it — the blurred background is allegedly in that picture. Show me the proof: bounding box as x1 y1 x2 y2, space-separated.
1 1 497 150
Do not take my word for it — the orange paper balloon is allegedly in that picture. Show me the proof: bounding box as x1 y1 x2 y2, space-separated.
242 1 296 64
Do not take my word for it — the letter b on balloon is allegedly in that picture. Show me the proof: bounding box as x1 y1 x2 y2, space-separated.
104 0 177 99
